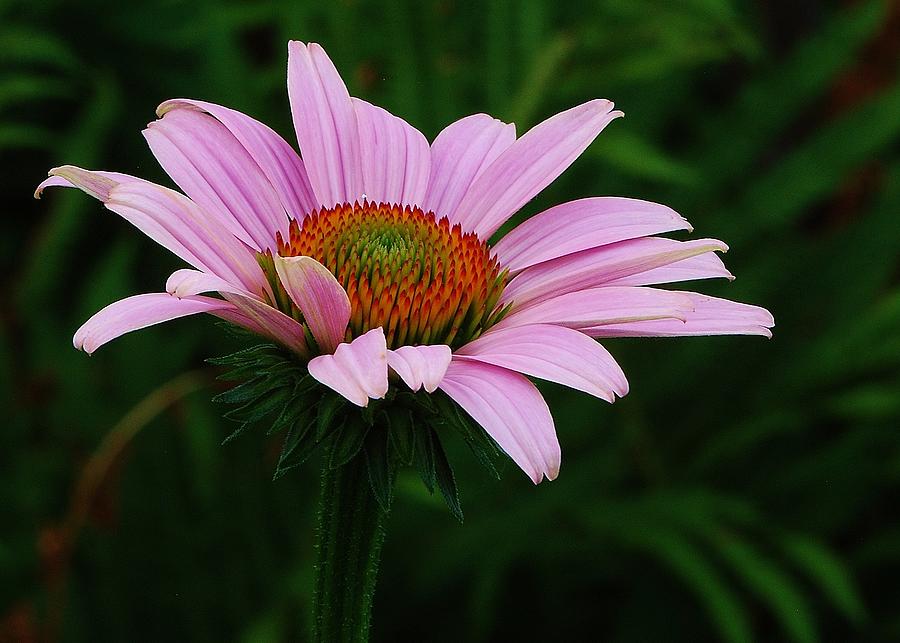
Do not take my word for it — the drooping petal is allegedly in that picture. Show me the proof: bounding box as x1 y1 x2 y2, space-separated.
307 328 389 406
144 108 289 248
222 293 309 355
287 41 362 208
273 255 351 354
74 293 232 354
502 237 728 310
605 252 733 286
492 197 693 272
585 292 775 338
386 344 452 393
353 98 431 207
496 286 694 330
166 268 256 299
457 324 627 401
422 114 515 222
158 98 317 219
439 359 560 483
454 100 623 239
40 166 267 294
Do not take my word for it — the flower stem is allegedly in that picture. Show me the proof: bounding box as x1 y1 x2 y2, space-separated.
312 451 388 643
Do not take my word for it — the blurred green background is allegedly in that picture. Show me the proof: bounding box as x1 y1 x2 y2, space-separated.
3 0 899 641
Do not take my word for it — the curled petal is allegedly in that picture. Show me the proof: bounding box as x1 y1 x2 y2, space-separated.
492 197 693 273
439 359 560 484
288 41 362 207
455 100 623 238
38 166 266 294
457 324 627 401
502 237 729 310
497 286 694 330
422 114 515 222
386 344 452 393
144 108 289 249
307 328 389 406
157 98 317 219
222 293 309 355
273 255 351 354
74 293 231 355
166 268 256 299
585 292 775 338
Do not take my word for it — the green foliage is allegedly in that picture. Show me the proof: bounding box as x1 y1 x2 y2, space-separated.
3 0 899 641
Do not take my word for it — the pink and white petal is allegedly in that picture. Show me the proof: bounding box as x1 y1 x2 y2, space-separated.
308 328 389 406
497 286 694 330
144 109 288 249
158 98 317 219
439 359 560 484
74 293 231 355
273 255 350 353
386 344 452 393
42 166 267 294
288 41 362 208
166 268 260 299
422 114 515 222
585 292 774 338
502 237 729 310
605 252 733 286
457 324 627 401
492 197 693 273
223 293 309 355
454 100 623 239
353 99 431 207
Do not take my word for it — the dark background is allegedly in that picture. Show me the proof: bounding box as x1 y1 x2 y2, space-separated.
3 0 899 641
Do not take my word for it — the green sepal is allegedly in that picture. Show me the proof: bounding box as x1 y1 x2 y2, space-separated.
430 427 463 523
364 424 394 513
329 413 370 469
432 392 502 480
385 407 416 466
274 405 320 480
413 422 436 494
317 393 347 441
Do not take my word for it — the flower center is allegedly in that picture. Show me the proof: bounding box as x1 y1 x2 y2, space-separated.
260 202 509 350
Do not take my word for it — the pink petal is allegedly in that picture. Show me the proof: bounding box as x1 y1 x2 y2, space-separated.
353 98 431 207
492 197 693 272
496 286 694 330
166 268 257 299
41 166 267 294
307 328 389 406
439 359 560 484
74 293 232 354
158 98 317 220
585 292 775 338
605 252 733 286
502 237 729 310
457 324 627 401
222 292 310 355
288 41 362 208
421 114 515 222
273 255 350 354
144 108 289 249
386 344 452 393
454 100 623 239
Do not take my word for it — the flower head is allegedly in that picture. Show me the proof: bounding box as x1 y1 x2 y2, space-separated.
36 41 773 485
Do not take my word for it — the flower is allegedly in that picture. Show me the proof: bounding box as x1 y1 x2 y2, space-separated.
35 41 773 485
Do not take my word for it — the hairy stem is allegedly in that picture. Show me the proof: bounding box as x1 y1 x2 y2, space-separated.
312 452 388 643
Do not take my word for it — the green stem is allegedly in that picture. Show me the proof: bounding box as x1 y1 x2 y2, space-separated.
312 452 388 643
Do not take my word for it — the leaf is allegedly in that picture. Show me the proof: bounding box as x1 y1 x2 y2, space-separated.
413 423 436 494
316 393 347 441
274 408 319 479
778 532 867 624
